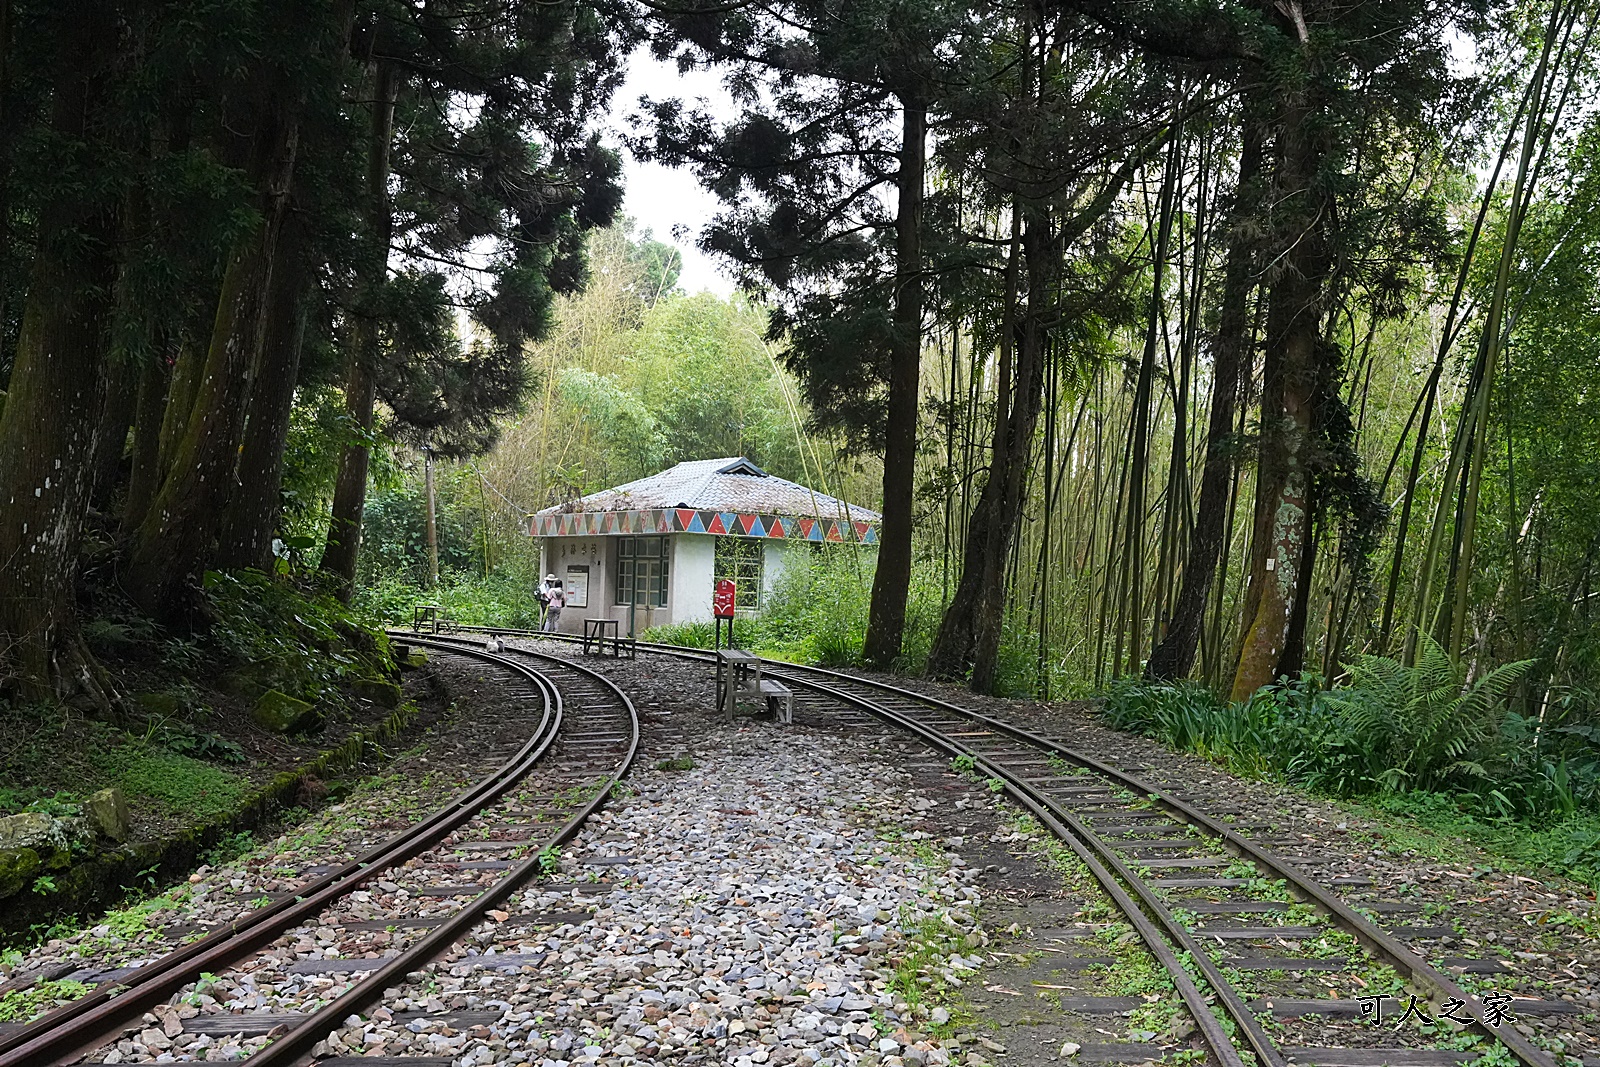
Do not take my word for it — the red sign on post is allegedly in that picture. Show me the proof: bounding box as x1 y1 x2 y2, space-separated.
713 579 737 618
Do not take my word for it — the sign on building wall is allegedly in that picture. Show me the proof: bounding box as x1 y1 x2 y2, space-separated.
565 565 590 608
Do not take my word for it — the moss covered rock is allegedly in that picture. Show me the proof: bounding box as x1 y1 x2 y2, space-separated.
351 678 402 708
0 811 57 850
0 847 41 898
251 690 318 733
85 787 131 842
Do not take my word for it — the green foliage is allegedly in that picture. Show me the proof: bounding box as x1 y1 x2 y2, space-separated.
1103 646 1600 884
200 831 256 868
0 980 92 1023
149 721 245 764
203 569 391 703
357 568 547 630
642 621 716 648
1325 635 1533 791
358 478 479 588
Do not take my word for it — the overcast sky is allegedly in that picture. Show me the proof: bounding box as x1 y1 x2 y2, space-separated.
611 48 739 297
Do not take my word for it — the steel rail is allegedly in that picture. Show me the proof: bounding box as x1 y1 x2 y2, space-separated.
432 632 1263 1065
449 627 1554 1067
0 638 562 1067
759 658 1556 1067
791 675 1257 1067
244 640 641 1066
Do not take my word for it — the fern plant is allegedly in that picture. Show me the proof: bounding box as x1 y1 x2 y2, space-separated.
1326 634 1533 792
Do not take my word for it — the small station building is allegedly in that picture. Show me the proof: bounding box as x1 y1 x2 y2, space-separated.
527 458 880 634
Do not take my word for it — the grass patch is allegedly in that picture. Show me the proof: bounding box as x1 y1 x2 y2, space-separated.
653 756 695 771
1343 792 1600 889
87 745 249 824
888 911 980 1026
0 706 245 824
0 979 93 1023
1101 669 1600 889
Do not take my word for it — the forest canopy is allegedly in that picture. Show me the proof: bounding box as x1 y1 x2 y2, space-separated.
0 0 1596 851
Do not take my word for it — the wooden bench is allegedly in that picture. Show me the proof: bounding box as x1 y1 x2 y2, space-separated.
412 603 443 633
716 649 762 720
760 678 793 724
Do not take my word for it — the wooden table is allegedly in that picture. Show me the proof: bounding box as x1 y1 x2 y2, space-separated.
412 604 443 633
715 649 762 720
583 617 621 656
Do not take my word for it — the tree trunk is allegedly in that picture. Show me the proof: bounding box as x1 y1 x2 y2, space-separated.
124 99 302 621
214 206 312 570
152 337 203 485
122 347 172 536
1147 117 1264 680
927 217 1052 690
1275 480 1322 678
1229 88 1330 702
88 353 137 510
0 8 119 711
861 97 925 667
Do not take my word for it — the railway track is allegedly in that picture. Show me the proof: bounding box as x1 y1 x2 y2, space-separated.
445 625 1571 1067
0 639 637 1067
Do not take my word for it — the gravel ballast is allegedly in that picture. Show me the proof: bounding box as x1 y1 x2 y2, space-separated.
316 723 986 1067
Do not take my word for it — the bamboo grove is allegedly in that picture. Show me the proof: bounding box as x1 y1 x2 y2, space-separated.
645 0 1600 713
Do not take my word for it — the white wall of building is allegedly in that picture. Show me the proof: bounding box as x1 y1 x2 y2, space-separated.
672 534 717 624
539 533 718 634
535 533 875 634
539 536 611 634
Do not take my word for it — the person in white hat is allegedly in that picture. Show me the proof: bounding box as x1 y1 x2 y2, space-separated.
542 579 566 633
536 572 557 628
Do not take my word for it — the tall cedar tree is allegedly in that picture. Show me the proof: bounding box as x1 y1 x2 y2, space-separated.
1225 0 1464 698
122 0 356 622
319 0 630 599
924 3 1175 691
0 0 632 703
640 0 952 666
0 1 124 708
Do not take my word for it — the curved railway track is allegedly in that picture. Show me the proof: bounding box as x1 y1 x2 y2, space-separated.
446 624 1565 1067
0 639 637 1067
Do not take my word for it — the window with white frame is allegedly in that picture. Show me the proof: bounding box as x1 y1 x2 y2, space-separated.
713 538 764 610
614 536 669 607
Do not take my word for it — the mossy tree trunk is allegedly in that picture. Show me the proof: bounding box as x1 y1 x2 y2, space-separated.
0 7 119 711
1230 82 1331 702
216 206 312 571
124 100 302 622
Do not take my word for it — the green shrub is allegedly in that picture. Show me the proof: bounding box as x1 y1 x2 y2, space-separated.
356 568 545 631
1100 640 1600 884
1325 634 1533 792
204 569 391 702
642 621 715 648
